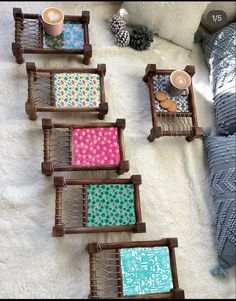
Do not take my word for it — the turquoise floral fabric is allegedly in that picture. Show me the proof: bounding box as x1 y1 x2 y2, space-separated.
86 184 135 227
120 246 173 296
43 21 84 49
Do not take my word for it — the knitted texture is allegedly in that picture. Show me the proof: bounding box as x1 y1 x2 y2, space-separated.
203 134 236 277
201 22 236 135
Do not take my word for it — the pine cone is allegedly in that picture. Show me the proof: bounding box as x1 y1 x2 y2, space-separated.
130 25 153 51
115 29 130 47
110 14 126 34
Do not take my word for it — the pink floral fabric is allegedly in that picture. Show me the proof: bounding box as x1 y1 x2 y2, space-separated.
72 127 120 166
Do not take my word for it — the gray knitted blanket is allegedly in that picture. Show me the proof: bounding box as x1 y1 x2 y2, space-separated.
202 22 236 135
201 23 236 278
204 134 236 278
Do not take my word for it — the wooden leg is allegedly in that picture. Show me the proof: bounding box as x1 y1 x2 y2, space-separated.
83 57 90 65
29 114 37 121
143 74 148 83
147 133 155 142
98 112 105 120
172 288 185 299
12 42 24 64
98 103 108 120
186 136 194 142
147 126 162 142
25 102 37 120
41 162 53 176
186 126 203 142
83 44 92 65
118 160 129 175
53 225 65 237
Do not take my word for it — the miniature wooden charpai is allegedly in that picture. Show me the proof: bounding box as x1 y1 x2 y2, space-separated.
143 64 203 142
53 176 145 236
41 118 129 176
25 62 108 120
87 239 185 299
12 7 92 64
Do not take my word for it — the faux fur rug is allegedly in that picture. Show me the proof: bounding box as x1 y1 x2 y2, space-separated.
0 1 235 299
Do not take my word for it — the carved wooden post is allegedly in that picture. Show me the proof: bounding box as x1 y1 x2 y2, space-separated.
12 8 24 64
25 62 37 120
184 65 203 142
88 243 99 299
117 119 129 174
144 64 162 142
167 238 185 299
97 64 108 120
53 177 65 237
83 44 92 65
41 119 53 176
132 175 146 233
12 42 24 64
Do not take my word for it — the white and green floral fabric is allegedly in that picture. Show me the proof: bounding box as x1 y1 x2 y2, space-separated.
54 73 101 108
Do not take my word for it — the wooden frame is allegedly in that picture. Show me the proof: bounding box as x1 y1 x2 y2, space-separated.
12 7 92 65
143 64 203 142
53 175 146 237
87 238 185 299
25 62 108 120
41 118 129 176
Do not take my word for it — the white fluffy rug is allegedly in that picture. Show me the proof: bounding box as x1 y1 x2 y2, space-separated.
0 1 235 299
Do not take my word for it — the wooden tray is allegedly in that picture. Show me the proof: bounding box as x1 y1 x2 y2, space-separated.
26 62 107 120
42 118 129 176
87 238 185 299
12 7 92 65
53 175 146 236
143 64 203 142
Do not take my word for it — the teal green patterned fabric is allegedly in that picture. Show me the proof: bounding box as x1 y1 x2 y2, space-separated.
120 247 173 296
86 184 135 227
43 21 84 49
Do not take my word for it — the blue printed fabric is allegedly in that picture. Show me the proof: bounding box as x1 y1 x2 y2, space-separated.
120 247 173 296
153 74 190 112
43 21 84 49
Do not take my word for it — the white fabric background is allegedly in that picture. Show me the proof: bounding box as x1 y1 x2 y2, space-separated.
0 1 235 299
118 1 210 49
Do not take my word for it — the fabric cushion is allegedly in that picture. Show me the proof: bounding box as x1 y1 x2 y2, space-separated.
120 246 173 296
118 1 210 50
72 127 120 166
203 134 236 277
54 73 101 108
202 22 236 135
86 184 135 227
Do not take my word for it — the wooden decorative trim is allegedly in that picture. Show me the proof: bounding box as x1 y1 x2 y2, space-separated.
82 185 88 226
